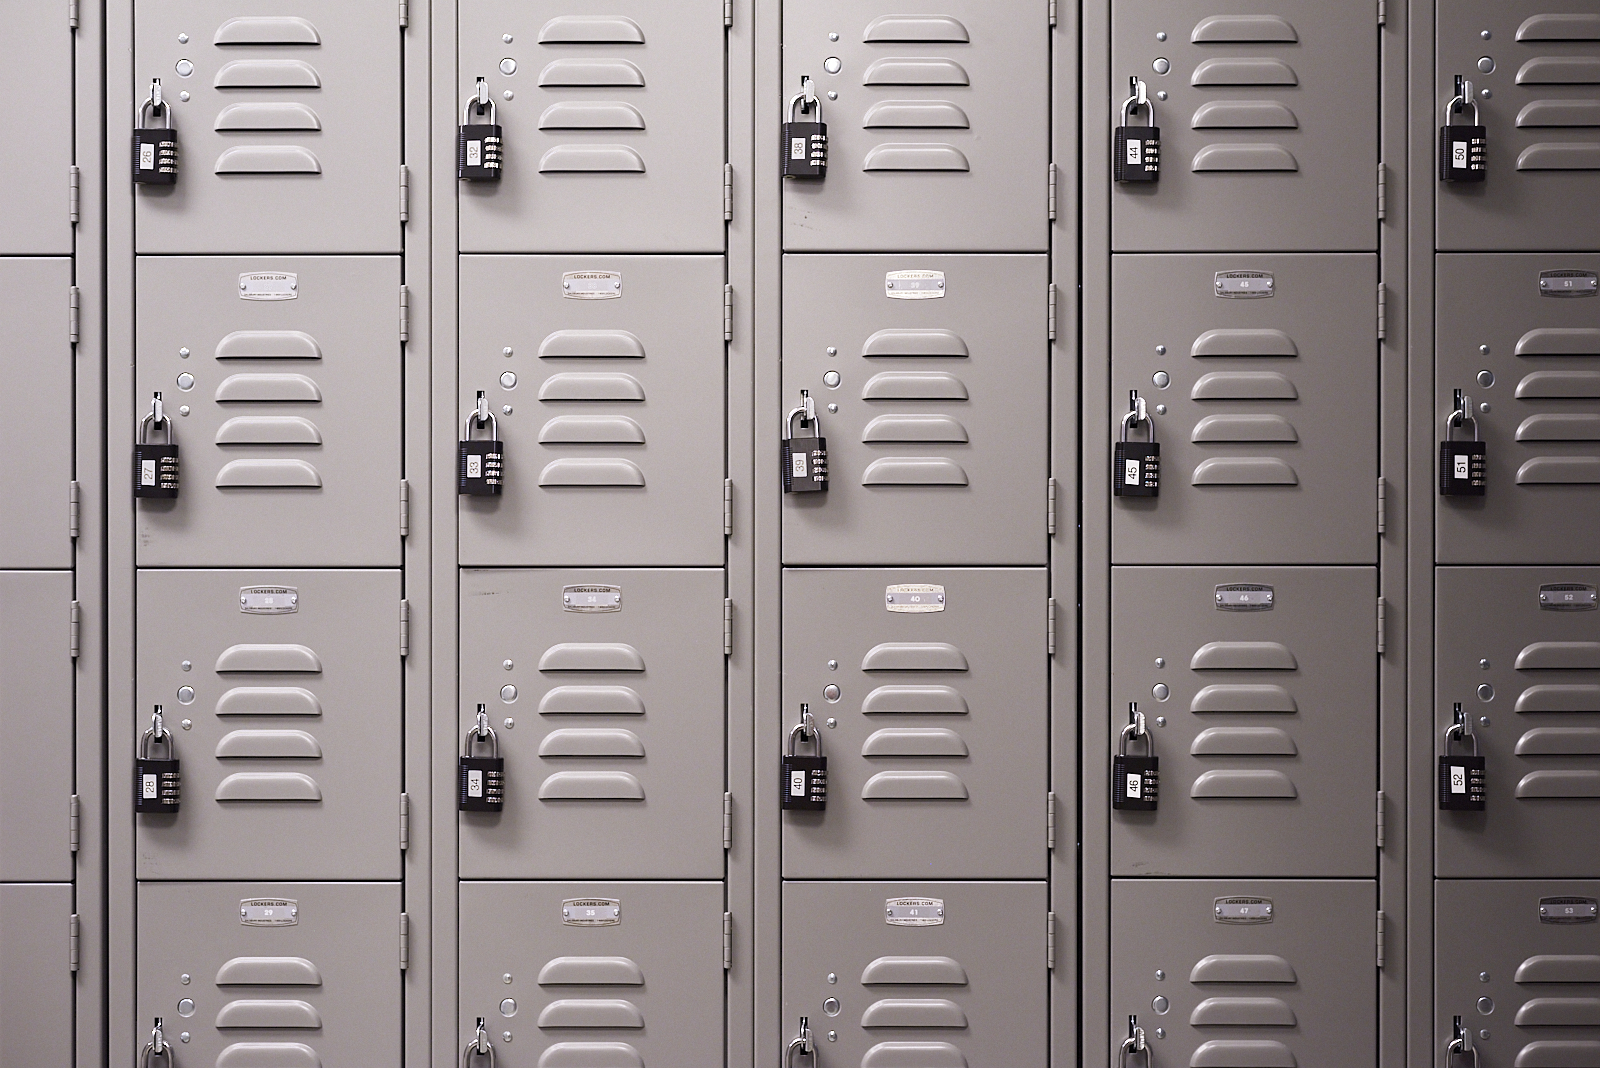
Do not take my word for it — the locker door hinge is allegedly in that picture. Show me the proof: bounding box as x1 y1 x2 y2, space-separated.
723 164 734 220
723 284 734 342
1376 910 1386 969
69 481 81 539
723 478 734 537
1376 790 1386 850
69 165 81 223
68 286 80 345
399 479 410 537
722 792 732 850
399 793 410 851
1047 477 1058 536
1046 912 1057 970
1377 283 1387 342
69 601 81 659
1376 597 1387 656
1047 164 1058 221
399 0 408 27
722 912 733 970
1376 163 1387 221
399 165 410 223
69 914 80 971
399 600 411 658
724 0 732 28
1376 477 1387 535
1047 283 1058 342
69 794 80 853
1377 0 1386 26
399 285 410 343
68 0 79 29
399 913 410 971
723 598 733 657
1047 598 1057 657
1048 0 1057 27
1046 791 1057 851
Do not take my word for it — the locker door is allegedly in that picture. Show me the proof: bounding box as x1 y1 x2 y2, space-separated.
1437 568 1600 878
459 881 725 1067
137 882 400 1068
134 256 402 568
0 883 73 1068
1111 567 1377 878
135 569 401 881
1111 880 1376 1068
458 256 727 568
0 572 74 882
1438 1 1600 251
459 569 726 880
1437 880 1600 1068
1110 254 1378 566
131 0 401 254
458 0 726 254
0 0 73 255
780 0 1049 252
1436 255 1600 564
0 259 75 570
781 255 1049 567
782 881 1048 1068
782 569 1048 880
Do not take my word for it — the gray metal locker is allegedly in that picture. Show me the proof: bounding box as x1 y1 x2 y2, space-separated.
1110 0 1378 252
0 883 73 1068
782 881 1048 1068
1110 567 1378 878
458 256 727 568
1436 879 1600 1068
782 568 1048 879
1436 567 1600 879
457 0 726 254
781 255 1049 567
0 258 76 570
133 256 403 568
131 0 401 254
0 571 75 883
1436 254 1600 564
1110 880 1377 1068
0 0 73 255
136 881 401 1068
781 0 1049 252
458 568 726 880
458 881 725 1067
1437 1 1600 252
134 569 402 881
1110 254 1379 566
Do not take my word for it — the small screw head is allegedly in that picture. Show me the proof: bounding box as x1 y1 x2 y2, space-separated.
180 974 190 985
503 347 513 356
1480 88 1491 99
1155 344 1167 355
1480 1031 1490 1041
181 719 192 730
827 660 838 671
1481 29 1491 39
1480 971 1490 982
828 1031 838 1042
503 718 515 729
828 31 839 41
178 347 190 357
826 346 838 356
181 661 192 672
826 717 837 728
1480 715 1491 727
1480 659 1490 669
180 1033 190 1043
1153 403 1168 415
179 405 190 416
1479 401 1490 414
827 402 838 413
503 660 514 670
1156 90 1168 101
502 404 512 415
177 33 189 43
1156 31 1167 41
1154 715 1167 727
503 973 513 983
1154 657 1165 668
1155 969 1165 980
503 90 513 100
1480 344 1490 354
1155 1028 1166 1039
503 33 513 42
503 1032 512 1043
827 973 838 984
827 90 837 100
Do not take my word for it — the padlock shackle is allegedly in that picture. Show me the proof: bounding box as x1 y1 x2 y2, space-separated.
1442 703 1478 756
463 78 497 125
789 76 820 124
1119 76 1151 127
463 707 499 758
140 392 173 445
464 394 499 440
138 80 172 129
1120 391 1155 443
1442 76 1480 127
1118 706 1151 757
787 706 822 757
1443 389 1479 442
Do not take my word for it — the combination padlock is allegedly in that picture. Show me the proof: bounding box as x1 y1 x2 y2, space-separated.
463 1018 496 1068
1439 389 1486 497
1446 1017 1480 1068
1112 705 1158 811
782 390 828 493
1113 391 1159 497
459 706 505 812
459 393 504 496
132 79 178 185
134 392 179 499
1439 75 1486 183
139 1018 176 1068
1113 77 1160 183
1118 1016 1150 1068
1439 704 1486 811
458 78 503 182
781 77 828 179
781 706 827 811
135 708 180 814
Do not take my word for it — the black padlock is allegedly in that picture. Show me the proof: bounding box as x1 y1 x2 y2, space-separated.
781 706 827 811
1440 389 1486 497
459 706 505 812
781 79 828 179
135 708 181 814
132 79 178 185
783 390 828 493
460 394 504 496
1439 75 1487 184
135 392 179 499
1113 705 1159 811
1439 703 1487 811
1114 77 1160 183
1113 390 1159 497
458 78 503 182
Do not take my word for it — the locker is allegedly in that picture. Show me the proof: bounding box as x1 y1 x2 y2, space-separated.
0 0 74 255
1436 879 1600 1068
135 569 401 881
131 0 401 254
1110 880 1377 1068
1437 1 1600 252
134 256 403 568
782 568 1048 879
458 881 725 1067
1437 568 1600 878
781 255 1049 567
459 256 727 568
136 881 401 1068
0 258 76 570
458 0 726 253
1110 0 1378 252
459 568 726 880
1436 254 1600 564
1111 567 1377 877
781 0 1049 252
1110 254 1379 566
0 883 73 1068
0 572 74 883
782 881 1048 1068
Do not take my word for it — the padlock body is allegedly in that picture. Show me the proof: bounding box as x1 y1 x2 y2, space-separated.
458 122 503 181
781 754 828 811
459 755 505 812
1439 124 1487 183
459 438 504 496
1112 754 1159 811
135 758 181 813
132 128 178 185
134 442 180 499
1113 441 1160 497
1438 439 1487 496
782 433 829 493
1438 754 1486 810
1113 125 1161 182
781 121 828 178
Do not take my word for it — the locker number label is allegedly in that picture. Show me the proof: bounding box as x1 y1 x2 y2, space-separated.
1453 141 1469 169
238 273 298 301
1126 139 1142 166
142 774 159 799
790 770 807 797
466 453 483 480
886 583 946 613
886 897 945 927
562 898 622 927
792 452 807 479
1449 764 1467 794
240 898 299 926
562 271 622 299
1125 459 1141 486
885 270 946 300
1453 454 1470 480
141 460 157 486
467 769 484 798
1126 772 1143 798
791 137 807 161
139 142 155 170
466 139 483 167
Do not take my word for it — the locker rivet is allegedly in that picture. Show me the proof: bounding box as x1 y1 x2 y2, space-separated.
1153 404 1167 415
177 686 194 704
1479 716 1490 727
503 1032 512 1043
180 719 191 730
501 685 517 702
502 405 513 415
827 973 837 984
1480 89 1491 99
179 406 190 416
1152 996 1169 1014
1155 345 1166 355
177 33 188 43
1479 972 1490 982
503 34 513 42
1154 970 1164 980
500 371 517 389
1477 57 1494 74
503 660 514 670
823 371 840 388
828 660 838 670
828 1032 837 1042
826 347 837 356
181 661 191 671
503 347 513 356
180 1034 190 1043
826 718 837 728
823 998 840 1016
1154 658 1164 668
1479 344 1490 353
1478 997 1494 1015
1478 685 1494 702
1152 58 1170 75
501 999 516 1016
827 403 838 413
1156 91 1167 101
1479 659 1489 669
1476 370 1493 388
823 685 840 701
829 32 840 41
176 373 194 391
175 59 193 77
178 92 189 102
503 91 514 101
1479 402 1490 414
828 91 838 100
177 999 194 1017
500 717 515 730
180 974 190 984
1156 32 1167 41
503 974 513 984
1152 371 1169 388
178 347 190 357
1481 30 1491 39
500 58 517 75
824 57 842 74
1155 1028 1166 1039
1152 684 1169 701
1154 716 1167 727
1480 1031 1490 1041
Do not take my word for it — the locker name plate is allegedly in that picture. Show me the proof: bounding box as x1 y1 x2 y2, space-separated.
886 584 945 613
1214 271 1274 298
885 897 944 926
238 273 298 301
240 898 298 926
240 586 299 614
884 271 945 300
563 585 622 613
1539 270 1598 298
562 271 622 299
1215 584 1273 611
1214 897 1273 924
1540 897 1599 924
1540 584 1597 611
562 898 621 926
